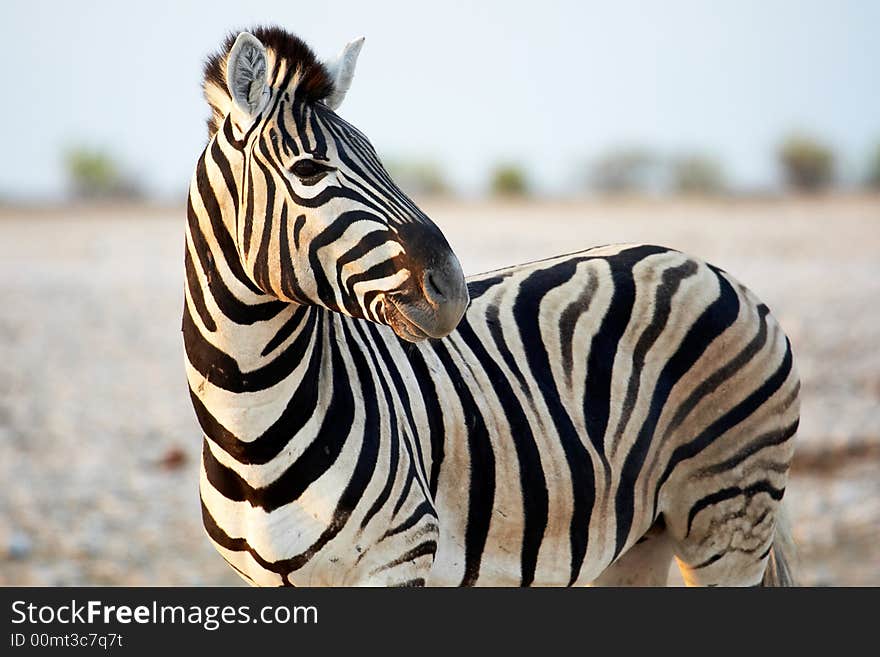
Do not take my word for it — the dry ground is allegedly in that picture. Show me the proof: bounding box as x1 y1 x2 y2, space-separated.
0 196 878 585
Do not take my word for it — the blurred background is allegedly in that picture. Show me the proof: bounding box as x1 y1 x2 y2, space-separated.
0 0 878 585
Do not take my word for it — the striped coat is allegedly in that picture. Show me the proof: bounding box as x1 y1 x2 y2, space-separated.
185 26 799 587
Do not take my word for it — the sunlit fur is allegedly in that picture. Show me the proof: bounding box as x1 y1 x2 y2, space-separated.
185 27 800 586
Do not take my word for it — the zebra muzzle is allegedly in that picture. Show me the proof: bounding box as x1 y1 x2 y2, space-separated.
385 255 469 341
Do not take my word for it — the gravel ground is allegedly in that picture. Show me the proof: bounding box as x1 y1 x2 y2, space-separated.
0 197 878 586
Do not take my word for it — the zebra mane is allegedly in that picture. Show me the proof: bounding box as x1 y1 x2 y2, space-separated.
202 25 335 138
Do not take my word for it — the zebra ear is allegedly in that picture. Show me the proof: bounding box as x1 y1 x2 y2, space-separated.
226 32 270 118
323 37 365 110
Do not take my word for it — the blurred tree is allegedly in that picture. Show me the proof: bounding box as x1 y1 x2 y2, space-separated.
867 143 880 190
383 158 450 197
63 146 142 200
589 148 658 195
672 154 725 195
490 163 529 197
778 134 834 192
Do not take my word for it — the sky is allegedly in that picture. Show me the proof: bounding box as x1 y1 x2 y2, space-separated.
2 0 879 199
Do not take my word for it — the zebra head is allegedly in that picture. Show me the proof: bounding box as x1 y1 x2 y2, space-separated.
202 26 468 341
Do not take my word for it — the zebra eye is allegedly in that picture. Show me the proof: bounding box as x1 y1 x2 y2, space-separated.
291 158 332 184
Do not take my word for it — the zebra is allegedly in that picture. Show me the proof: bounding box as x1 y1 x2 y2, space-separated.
184 26 799 587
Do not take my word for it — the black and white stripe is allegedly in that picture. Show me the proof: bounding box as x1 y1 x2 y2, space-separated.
184 26 800 587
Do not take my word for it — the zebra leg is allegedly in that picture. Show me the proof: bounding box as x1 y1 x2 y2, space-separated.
659 356 799 586
669 499 796 587
663 475 791 587
590 521 673 587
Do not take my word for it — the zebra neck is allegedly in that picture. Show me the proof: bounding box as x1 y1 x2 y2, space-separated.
186 137 326 455
187 289 436 500
185 137 435 492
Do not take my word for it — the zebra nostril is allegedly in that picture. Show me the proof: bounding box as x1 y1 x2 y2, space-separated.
423 270 446 304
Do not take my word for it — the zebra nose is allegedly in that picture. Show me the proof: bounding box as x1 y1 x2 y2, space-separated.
419 255 469 334
423 269 449 305
422 261 467 307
